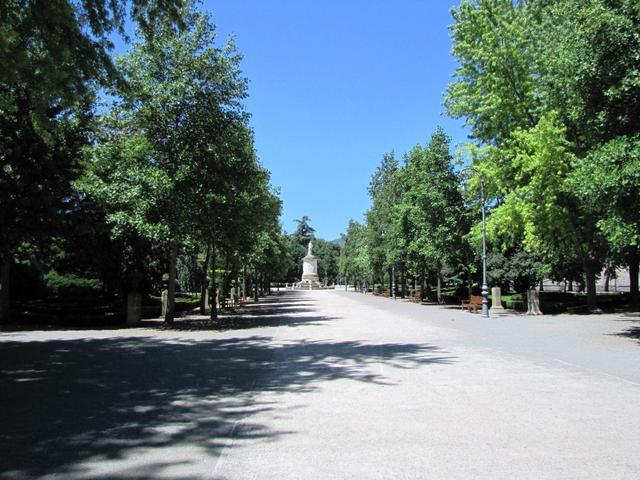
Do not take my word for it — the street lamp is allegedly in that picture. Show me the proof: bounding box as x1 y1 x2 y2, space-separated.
392 264 396 300
462 167 489 318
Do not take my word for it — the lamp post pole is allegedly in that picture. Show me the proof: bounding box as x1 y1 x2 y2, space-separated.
462 167 490 318
392 264 396 300
479 175 489 318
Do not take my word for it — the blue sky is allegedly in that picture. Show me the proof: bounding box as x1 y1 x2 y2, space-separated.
115 1 468 240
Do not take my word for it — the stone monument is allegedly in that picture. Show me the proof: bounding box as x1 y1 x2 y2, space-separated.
491 286 506 312
526 289 543 315
297 241 322 289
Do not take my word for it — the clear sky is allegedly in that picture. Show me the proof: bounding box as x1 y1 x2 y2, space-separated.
116 1 469 240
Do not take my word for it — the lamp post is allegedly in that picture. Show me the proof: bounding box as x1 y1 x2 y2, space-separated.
479 175 489 318
392 264 396 300
463 168 489 318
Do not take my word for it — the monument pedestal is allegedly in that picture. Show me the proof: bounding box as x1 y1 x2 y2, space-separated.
296 241 323 289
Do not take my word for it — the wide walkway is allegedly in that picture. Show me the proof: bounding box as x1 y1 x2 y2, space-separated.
1 290 639 479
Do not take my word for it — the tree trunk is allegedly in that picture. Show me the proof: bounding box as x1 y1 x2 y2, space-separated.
209 242 218 321
628 250 639 310
400 263 406 299
165 241 178 324
0 256 11 324
603 268 610 293
222 268 230 310
200 243 211 315
568 279 573 292
242 265 247 301
254 269 259 302
584 260 598 311
436 267 443 305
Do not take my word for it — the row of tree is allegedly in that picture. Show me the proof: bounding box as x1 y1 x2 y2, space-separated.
339 0 640 310
0 1 290 323
338 129 470 304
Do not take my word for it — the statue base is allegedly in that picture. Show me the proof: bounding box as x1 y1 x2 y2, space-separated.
295 277 323 290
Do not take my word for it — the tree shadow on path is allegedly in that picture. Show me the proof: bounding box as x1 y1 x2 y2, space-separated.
0 292 455 479
613 312 640 343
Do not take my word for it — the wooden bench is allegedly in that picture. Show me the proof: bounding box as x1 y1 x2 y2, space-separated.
461 295 483 313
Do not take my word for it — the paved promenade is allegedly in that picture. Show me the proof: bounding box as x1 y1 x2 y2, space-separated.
1 290 639 479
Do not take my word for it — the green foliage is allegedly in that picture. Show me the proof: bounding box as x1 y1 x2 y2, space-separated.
487 247 543 293
403 128 468 271
44 271 102 297
339 220 372 285
569 135 640 256
0 0 184 322
447 0 640 307
313 239 341 284
446 0 544 144
482 114 576 256
365 152 401 281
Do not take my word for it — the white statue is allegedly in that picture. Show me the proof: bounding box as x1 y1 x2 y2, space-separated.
302 240 319 282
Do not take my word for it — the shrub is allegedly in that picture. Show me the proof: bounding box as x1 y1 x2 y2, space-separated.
44 271 102 297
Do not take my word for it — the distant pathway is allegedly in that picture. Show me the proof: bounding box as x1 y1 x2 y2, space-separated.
1 290 639 479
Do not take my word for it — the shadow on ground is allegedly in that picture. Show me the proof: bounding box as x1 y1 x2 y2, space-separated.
154 291 331 331
614 312 640 343
0 291 455 479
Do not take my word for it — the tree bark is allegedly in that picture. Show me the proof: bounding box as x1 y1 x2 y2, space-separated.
200 243 211 315
254 269 259 302
584 260 598 311
603 268 610 293
628 250 639 310
436 266 443 305
0 256 11 324
209 242 218 320
165 241 178 324
242 264 247 301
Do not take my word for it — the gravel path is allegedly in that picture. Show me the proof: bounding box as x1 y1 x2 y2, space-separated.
1 290 639 479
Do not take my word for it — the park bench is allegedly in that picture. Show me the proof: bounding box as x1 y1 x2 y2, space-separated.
461 295 483 313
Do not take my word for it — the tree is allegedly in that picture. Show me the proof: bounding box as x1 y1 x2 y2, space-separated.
286 216 316 281
0 0 184 323
82 5 256 322
365 152 401 287
313 239 341 285
339 220 372 288
569 136 640 307
403 128 468 303
446 0 640 310
445 0 544 145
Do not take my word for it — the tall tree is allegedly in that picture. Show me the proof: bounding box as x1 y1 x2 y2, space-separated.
446 0 640 309
83 5 254 322
339 220 372 289
365 152 400 287
287 216 316 280
403 128 467 303
0 0 183 323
